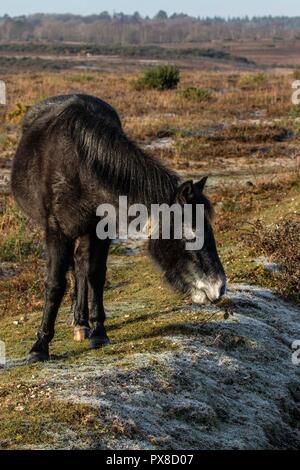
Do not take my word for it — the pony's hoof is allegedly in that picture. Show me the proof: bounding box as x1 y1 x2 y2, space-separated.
89 336 110 350
27 351 49 364
74 326 90 342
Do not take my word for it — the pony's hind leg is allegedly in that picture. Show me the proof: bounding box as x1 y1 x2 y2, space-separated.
72 236 90 342
27 229 74 364
87 235 111 349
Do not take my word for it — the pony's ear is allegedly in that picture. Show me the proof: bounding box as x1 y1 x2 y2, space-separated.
176 180 195 204
194 176 208 193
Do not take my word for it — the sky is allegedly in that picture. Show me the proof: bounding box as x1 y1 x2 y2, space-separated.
0 1 300 18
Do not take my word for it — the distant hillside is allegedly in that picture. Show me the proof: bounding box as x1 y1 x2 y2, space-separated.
1 13 300 44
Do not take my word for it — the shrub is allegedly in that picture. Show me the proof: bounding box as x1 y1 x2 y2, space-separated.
179 86 212 102
134 65 180 91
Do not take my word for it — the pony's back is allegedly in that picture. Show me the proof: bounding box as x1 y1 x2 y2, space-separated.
22 94 122 132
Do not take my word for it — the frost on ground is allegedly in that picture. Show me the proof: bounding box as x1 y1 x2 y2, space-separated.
38 284 300 450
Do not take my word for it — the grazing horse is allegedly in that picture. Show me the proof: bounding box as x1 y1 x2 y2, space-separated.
11 94 226 363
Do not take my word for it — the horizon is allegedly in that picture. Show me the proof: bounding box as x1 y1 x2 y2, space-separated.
0 1 300 19
2 12 300 20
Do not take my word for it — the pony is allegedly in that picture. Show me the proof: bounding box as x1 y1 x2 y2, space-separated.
11 94 226 363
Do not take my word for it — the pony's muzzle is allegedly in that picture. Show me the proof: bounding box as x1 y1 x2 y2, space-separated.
192 275 226 305
207 276 227 303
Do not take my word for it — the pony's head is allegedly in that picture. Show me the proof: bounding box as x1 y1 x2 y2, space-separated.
149 177 226 304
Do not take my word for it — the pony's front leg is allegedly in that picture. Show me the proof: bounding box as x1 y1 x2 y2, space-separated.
87 236 111 349
27 230 74 364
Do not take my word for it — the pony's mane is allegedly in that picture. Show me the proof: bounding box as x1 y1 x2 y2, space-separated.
48 98 180 207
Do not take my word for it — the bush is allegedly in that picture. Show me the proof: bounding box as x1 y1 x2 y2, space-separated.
179 86 212 102
134 65 180 91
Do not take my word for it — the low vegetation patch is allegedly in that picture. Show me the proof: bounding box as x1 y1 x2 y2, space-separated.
67 74 96 84
6 103 31 125
0 379 102 449
179 87 212 102
0 197 43 263
238 73 268 89
242 219 300 303
293 70 300 80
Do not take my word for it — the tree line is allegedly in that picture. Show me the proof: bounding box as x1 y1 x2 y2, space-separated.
1 13 300 44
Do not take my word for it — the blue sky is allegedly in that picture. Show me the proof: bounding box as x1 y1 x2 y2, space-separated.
1 1 300 18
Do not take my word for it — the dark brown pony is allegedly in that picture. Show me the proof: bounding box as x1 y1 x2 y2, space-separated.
11 94 226 363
